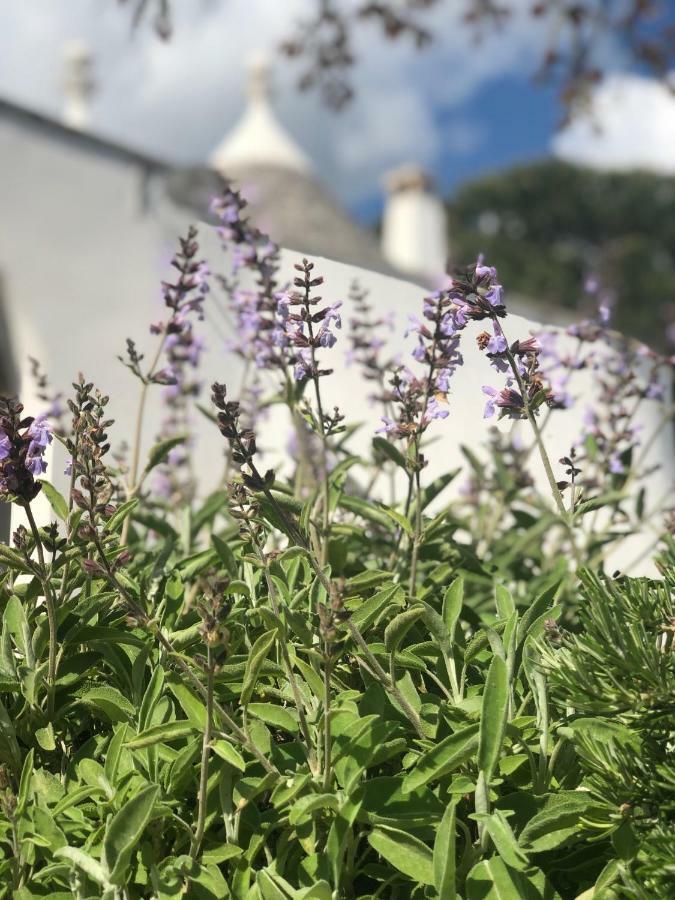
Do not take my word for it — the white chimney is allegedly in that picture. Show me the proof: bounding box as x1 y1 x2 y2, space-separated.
381 164 449 284
63 41 95 130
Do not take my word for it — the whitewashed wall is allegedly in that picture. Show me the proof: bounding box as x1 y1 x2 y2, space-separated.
0 111 671 572
5 224 674 573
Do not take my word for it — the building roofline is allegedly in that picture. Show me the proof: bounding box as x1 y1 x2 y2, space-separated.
0 95 168 171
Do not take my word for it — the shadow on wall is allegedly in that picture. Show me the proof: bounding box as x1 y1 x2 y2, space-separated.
0 274 18 542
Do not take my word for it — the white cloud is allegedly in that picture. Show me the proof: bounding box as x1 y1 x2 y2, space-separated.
0 1 551 205
552 73 675 175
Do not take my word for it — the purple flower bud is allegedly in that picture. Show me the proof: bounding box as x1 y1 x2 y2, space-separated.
412 343 426 362
426 397 449 421
318 328 337 349
645 381 664 400
25 455 47 476
487 328 507 355
27 414 52 449
609 455 625 475
485 284 504 307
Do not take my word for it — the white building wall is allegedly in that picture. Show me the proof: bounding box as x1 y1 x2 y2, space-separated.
0 115 671 574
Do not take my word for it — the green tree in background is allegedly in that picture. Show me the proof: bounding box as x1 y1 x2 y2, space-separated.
448 160 675 350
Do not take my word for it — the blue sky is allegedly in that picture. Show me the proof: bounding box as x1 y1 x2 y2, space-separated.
1 1 674 224
355 74 563 222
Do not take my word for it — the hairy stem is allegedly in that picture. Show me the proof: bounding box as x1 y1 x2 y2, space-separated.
121 335 167 545
91 532 278 775
191 645 214 858
255 539 318 775
408 463 423 597
322 642 332 790
305 308 331 567
499 331 581 567
24 504 57 718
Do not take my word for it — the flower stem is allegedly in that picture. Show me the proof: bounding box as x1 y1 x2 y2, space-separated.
254 538 318 775
305 325 331 566
408 463 423 597
191 645 214 858
500 335 581 567
91 533 278 775
237 450 426 739
122 334 167 545
322 642 332 790
24 503 57 719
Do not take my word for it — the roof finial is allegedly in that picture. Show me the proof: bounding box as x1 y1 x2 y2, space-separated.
63 40 95 130
247 52 273 103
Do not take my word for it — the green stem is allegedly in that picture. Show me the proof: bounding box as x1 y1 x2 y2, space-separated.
256 541 318 775
347 620 425 739
322 643 332 790
91 533 278 776
231 438 426 739
24 504 57 719
408 463 423 597
191 645 214 858
121 334 167 545
500 336 582 568
305 308 331 566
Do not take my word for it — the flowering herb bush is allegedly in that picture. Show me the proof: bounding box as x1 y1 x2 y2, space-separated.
0 187 673 899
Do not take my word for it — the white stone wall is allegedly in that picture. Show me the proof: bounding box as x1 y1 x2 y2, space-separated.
0 115 672 573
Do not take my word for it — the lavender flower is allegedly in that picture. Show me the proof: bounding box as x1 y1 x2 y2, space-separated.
211 186 289 374
0 398 52 502
282 259 342 383
28 357 66 436
482 384 525 419
539 273 674 496
382 290 463 440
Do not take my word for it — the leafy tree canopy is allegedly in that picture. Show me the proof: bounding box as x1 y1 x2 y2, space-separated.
448 159 675 349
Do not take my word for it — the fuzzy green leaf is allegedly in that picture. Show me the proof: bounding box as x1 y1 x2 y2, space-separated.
384 606 425 653
212 740 246 772
442 576 464 641
478 655 508 780
434 799 457 899
368 826 434 885
143 435 186 473
403 723 480 792
103 498 139 533
124 720 195 749
241 629 277 707
474 810 529 871
247 703 298 733
37 480 69 521
103 783 159 884
55 846 111 886
466 857 541 899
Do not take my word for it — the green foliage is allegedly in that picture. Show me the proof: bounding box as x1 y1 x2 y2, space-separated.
0 280 672 896
448 160 675 349
542 553 675 897
2 468 671 899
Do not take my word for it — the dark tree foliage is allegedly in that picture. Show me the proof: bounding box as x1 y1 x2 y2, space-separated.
448 160 675 349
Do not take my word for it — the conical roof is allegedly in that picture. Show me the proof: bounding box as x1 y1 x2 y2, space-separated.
209 53 311 175
200 53 395 275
